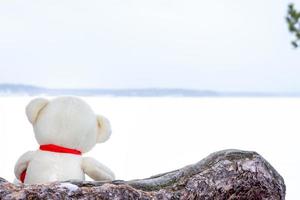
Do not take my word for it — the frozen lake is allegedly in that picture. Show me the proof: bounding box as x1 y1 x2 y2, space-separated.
0 97 299 199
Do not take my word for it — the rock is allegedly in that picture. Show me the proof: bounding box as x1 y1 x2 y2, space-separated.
0 149 285 200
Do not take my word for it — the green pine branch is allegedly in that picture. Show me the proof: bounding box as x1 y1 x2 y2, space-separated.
287 3 300 48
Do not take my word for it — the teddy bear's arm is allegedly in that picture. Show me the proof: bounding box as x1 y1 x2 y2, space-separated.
81 157 115 181
14 151 35 180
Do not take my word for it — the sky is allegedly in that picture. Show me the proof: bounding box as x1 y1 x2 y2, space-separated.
0 0 299 93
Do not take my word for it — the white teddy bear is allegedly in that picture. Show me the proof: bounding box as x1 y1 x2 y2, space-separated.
14 96 115 184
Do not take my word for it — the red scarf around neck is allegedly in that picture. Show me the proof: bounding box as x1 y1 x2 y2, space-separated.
20 144 82 183
39 144 82 155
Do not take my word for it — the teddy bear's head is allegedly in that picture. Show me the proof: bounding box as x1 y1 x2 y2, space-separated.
25 97 111 153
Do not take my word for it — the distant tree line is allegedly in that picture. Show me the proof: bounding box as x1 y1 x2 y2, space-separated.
287 4 300 48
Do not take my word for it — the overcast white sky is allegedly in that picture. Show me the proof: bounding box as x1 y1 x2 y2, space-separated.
0 0 299 92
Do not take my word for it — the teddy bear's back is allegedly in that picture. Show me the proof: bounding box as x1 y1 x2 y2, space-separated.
25 150 84 184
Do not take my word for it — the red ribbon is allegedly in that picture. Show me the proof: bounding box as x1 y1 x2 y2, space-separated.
39 144 82 155
20 170 26 183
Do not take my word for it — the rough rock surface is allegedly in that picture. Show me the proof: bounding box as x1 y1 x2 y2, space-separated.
0 149 285 200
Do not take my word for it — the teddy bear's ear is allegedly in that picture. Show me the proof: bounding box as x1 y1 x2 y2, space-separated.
26 98 49 124
96 115 112 143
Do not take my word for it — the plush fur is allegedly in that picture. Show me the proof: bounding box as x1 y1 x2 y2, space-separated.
14 97 115 184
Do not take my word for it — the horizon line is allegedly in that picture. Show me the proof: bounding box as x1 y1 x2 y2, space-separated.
0 83 300 97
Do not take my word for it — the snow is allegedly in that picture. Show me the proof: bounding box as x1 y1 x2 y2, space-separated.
0 97 299 199
59 183 79 192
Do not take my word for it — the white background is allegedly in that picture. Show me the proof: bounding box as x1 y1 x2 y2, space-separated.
1 0 300 92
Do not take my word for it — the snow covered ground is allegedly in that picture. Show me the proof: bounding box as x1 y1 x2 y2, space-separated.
0 97 299 199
